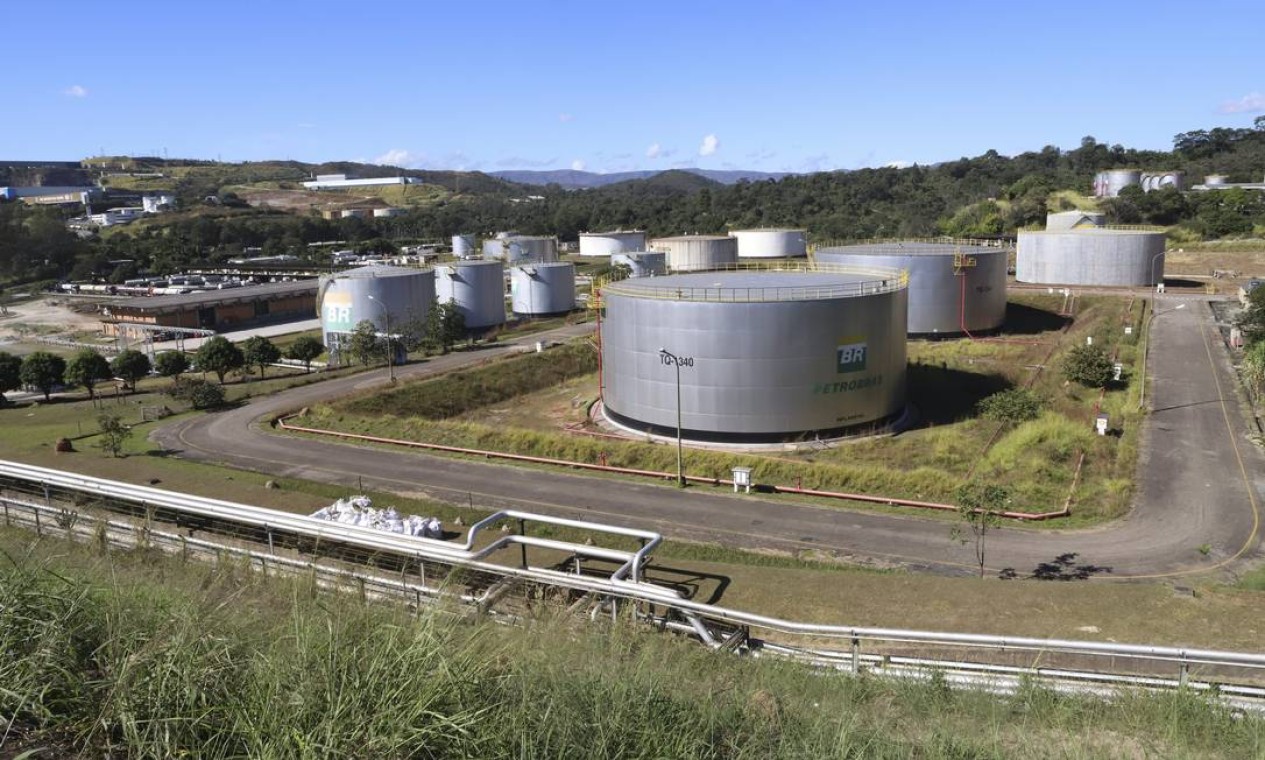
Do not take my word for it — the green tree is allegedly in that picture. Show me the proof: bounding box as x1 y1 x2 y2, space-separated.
95 410 133 457
19 351 66 402
153 351 190 379
196 336 245 384
1242 341 1265 400
284 335 325 373
346 320 382 367
110 350 152 392
65 348 114 400
0 351 21 405
427 301 466 354
242 336 282 379
1062 344 1114 388
951 482 1011 578
976 388 1041 424
1237 285 1265 346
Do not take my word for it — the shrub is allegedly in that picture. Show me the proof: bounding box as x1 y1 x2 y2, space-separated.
976 388 1041 423
168 377 227 410
1062 344 1113 388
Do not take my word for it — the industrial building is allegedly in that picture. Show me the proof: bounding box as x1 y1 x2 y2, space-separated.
649 235 739 272
730 229 808 258
600 269 908 442
578 230 648 257
435 260 507 330
302 174 422 190
1 185 101 202
102 280 318 336
1016 229 1165 287
1191 174 1265 192
318 265 435 363
611 251 667 278
814 242 1007 336
510 262 576 316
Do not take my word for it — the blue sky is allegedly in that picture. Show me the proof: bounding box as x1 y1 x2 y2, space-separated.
5 1 1263 173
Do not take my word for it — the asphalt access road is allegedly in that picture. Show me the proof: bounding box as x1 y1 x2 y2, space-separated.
152 301 1262 579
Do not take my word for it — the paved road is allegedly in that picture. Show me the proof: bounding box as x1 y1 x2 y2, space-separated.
152 299 1262 579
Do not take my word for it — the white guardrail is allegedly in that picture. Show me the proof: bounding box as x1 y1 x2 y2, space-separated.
2 459 1264 712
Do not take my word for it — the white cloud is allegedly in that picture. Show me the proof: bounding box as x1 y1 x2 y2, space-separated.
373 148 418 167
571 159 586 171
63 84 88 98
884 160 913 169
1220 92 1265 114
558 112 575 123
646 142 662 159
699 134 719 156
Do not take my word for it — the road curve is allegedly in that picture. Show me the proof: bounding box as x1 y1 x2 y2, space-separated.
152 302 1263 579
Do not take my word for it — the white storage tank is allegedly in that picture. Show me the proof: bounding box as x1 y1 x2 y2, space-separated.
483 235 559 263
649 235 739 272
452 234 476 259
1017 229 1165 287
1092 170 1142 198
579 230 648 257
318 265 436 361
601 269 908 441
611 251 667 278
1140 171 1185 192
511 262 576 316
373 207 404 218
814 242 1007 336
436 260 507 329
730 228 808 258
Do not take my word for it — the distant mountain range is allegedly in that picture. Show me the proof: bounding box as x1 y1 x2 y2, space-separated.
490 168 791 189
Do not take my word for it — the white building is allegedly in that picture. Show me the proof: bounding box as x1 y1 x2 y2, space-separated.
302 173 422 190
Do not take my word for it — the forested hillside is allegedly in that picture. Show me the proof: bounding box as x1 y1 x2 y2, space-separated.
3 120 1265 286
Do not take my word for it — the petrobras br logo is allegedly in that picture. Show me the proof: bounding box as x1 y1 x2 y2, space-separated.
323 293 354 330
836 335 867 373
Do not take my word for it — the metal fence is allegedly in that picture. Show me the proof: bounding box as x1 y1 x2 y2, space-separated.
2 459 1263 712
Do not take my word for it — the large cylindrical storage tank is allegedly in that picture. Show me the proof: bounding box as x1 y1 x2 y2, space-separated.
483 235 559 263
1141 171 1185 192
435 260 507 329
1204 175 1228 187
601 270 908 441
1092 169 1142 198
579 230 648 257
510 262 576 316
649 235 739 272
611 251 667 278
318 265 436 359
730 228 808 258
1016 230 1165 287
1045 211 1106 231
452 234 476 258
814 242 1007 336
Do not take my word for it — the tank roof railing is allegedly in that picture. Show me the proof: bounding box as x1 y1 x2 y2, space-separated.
603 261 908 302
809 236 1014 253
1024 224 1166 234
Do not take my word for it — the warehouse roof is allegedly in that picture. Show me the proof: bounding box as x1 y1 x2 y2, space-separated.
110 280 317 314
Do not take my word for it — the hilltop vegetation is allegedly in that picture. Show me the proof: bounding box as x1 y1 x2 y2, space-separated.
3 120 1265 288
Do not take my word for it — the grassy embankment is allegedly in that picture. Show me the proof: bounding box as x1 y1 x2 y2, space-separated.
303 294 1143 523
1 530 1261 759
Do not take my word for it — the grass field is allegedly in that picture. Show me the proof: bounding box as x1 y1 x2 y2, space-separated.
1 529 1261 758
308 294 1142 522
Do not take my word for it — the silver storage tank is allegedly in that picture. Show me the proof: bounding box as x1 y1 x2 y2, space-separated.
579 230 648 257
650 235 739 271
318 265 436 359
1092 169 1143 198
511 262 576 316
1016 229 1165 287
483 235 559 263
730 228 808 258
452 234 476 259
436 260 507 329
601 269 908 441
814 242 1007 336
611 251 667 278
1045 210 1106 231
1204 175 1228 187
1141 171 1185 192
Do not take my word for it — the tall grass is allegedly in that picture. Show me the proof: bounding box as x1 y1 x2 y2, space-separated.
342 342 598 419
2 536 1261 758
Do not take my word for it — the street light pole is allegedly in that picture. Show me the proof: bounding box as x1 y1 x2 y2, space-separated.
366 294 395 383
659 347 693 487
1150 251 1166 290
